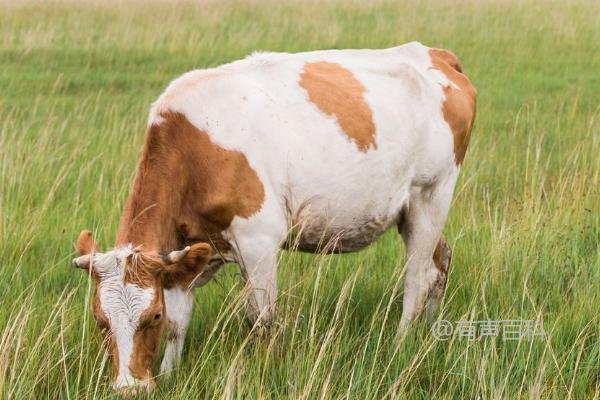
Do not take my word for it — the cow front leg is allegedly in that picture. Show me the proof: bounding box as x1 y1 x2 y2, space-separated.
235 238 280 331
159 287 194 376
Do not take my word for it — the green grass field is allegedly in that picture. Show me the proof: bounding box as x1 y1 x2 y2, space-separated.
1 0 599 398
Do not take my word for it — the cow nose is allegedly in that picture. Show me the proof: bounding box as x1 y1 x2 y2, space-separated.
117 385 140 398
114 377 156 397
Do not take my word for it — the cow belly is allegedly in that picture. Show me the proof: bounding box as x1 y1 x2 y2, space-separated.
285 218 390 253
282 194 407 253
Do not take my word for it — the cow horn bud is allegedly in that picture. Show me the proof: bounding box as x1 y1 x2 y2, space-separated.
165 246 191 264
72 254 92 269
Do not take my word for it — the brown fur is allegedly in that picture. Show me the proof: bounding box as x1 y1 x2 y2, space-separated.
116 112 264 255
123 252 162 288
121 244 212 289
160 243 212 289
76 230 98 256
429 49 477 165
430 236 452 304
300 61 376 152
129 289 164 381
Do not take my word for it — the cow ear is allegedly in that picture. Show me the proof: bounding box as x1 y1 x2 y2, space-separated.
73 230 100 270
76 230 99 256
160 243 212 287
181 243 212 267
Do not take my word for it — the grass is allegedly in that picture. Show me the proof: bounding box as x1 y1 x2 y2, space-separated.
0 0 599 398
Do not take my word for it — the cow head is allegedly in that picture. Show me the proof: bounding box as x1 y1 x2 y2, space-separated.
72 230 211 394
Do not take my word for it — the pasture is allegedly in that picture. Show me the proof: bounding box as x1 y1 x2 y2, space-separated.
0 0 598 398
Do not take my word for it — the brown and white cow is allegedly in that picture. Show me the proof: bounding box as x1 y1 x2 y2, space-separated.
73 42 476 393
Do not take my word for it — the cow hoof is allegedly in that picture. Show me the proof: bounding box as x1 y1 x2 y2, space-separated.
249 319 272 338
159 364 174 379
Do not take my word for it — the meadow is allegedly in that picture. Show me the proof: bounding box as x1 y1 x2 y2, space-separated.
0 0 599 398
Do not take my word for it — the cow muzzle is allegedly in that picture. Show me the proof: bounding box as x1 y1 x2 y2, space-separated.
114 375 156 397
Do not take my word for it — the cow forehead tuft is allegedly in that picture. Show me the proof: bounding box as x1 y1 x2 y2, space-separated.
94 246 133 274
93 246 134 276
97 256 155 328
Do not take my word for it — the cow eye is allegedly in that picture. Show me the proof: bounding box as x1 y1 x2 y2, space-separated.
154 312 162 321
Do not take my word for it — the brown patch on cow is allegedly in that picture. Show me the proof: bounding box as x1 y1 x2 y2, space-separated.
432 236 451 274
130 326 161 381
429 48 477 165
129 290 164 382
431 236 452 301
116 111 264 262
299 61 377 152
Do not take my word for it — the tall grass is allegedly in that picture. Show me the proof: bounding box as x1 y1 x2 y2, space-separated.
0 0 598 398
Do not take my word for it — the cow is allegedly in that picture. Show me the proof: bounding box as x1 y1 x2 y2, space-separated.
72 41 476 394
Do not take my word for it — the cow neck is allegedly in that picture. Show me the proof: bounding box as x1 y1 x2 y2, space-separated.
115 121 187 252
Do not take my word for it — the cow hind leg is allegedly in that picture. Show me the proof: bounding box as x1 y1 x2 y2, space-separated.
398 173 458 336
426 236 452 320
